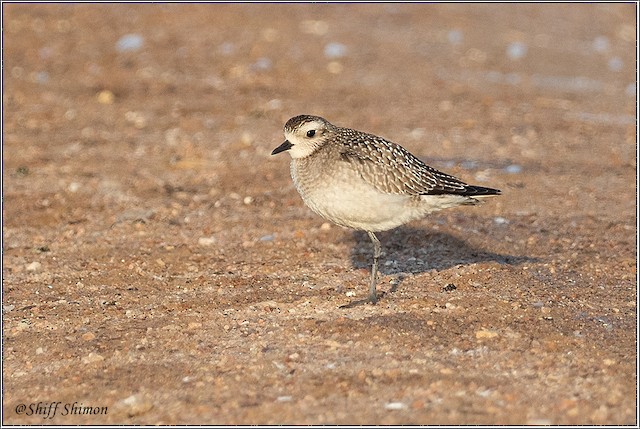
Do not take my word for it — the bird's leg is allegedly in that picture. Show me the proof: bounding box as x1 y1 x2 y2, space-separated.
367 231 381 304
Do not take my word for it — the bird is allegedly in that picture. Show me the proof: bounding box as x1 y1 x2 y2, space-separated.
271 114 500 304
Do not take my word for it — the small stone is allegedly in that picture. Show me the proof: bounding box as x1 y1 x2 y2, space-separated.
276 396 292 402
116 33 144 53
506 41 528 60
505 164 522 174
198 237 216 246
592 35 609 53
96 90 115 104
324 42 347 59
119 394 153 417
187 322 202 330
82 352 104 364
251 57 272 72
35 347 44 355
447 29 463 45
493 216 509 225
243 196 254 205
67 182 81 193
607 57 623 72
81 332 96 341
265 99 282 110
26 261 42 272
527 418 552 426
320 222 332 231
384 402 408 410
475 328 499 339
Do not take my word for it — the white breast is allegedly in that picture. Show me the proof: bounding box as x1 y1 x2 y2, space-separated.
290 158 468 232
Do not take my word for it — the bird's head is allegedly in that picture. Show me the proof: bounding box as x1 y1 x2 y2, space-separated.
271 115 334 159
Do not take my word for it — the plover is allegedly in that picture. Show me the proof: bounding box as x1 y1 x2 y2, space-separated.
272 115 500 304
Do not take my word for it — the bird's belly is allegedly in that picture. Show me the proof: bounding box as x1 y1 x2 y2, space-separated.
291 162 419 231
305 183 415 231
290 159 475 232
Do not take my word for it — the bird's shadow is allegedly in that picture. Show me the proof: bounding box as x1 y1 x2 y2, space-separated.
342 225 536 306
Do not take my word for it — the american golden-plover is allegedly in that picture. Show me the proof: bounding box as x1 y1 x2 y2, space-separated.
272 115 500 304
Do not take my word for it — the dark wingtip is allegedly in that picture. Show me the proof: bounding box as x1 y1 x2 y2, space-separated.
465 185 501 196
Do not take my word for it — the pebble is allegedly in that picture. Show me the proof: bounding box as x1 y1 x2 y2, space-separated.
506 41 528 60
82 352 105 364
505 164 522 174
384 402 408 410
592 35 609 53
276 396 292 402
96 90 115 104
219 42 235 55
324 42 347 59
198 236 216 246
251 57 272 72
116 33 144 53
265 99 282 110
34 71 49 84
35 347 44 355
527 418 552 426
624 81 636 96
67 182 81 193
26 261 42 272
81 332 96 341
447 29 463 45
259 234 274 242
493 216 509 225
119 394 153 417
475 328 499 339
607 57 623 72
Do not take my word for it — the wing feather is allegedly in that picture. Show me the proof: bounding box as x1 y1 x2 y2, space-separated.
337 130 499 197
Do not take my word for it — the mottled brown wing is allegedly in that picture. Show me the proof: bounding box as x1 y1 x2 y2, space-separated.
337 130 478 196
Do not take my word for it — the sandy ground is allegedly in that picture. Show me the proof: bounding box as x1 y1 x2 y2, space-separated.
2 3 637 425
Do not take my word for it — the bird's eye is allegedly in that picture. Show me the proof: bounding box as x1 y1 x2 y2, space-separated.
306 130 316 138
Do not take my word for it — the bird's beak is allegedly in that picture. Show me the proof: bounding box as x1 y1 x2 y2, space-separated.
271 140 293 155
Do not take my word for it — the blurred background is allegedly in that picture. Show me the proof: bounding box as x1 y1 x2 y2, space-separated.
3 3 636 425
